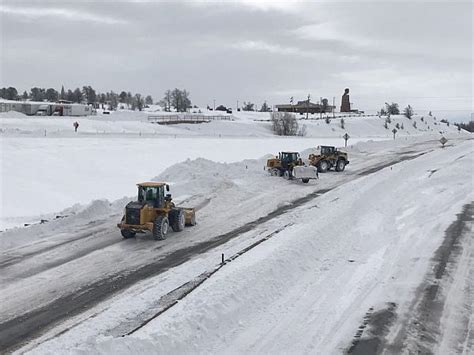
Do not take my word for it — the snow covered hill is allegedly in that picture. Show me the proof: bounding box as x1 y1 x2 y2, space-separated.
0 110 462 138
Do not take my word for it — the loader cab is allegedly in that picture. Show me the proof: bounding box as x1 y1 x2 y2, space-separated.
279 152 301 169
279 152 300 162
320 146 336 155
137 183 170 208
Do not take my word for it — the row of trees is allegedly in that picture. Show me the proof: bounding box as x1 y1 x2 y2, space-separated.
159 89 191 112
379 102 414 119
0 86 154 111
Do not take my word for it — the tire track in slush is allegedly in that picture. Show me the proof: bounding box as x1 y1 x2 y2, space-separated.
0 150 433 353
347 202 473 355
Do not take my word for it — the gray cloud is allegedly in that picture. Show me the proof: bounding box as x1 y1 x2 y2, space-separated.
1 1 472 120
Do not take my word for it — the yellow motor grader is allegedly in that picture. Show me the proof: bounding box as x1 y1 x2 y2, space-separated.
117 182 196 240
309 146 349 173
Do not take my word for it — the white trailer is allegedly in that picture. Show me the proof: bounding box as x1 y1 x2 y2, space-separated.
58 104 92 116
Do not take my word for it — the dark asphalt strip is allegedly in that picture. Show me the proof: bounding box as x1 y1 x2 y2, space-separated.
387 202 473 354
347 202 473 355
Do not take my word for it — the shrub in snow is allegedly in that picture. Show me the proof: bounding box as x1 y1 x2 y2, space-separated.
403 105 414 119
413 121 417 128
271 112 298 136
298 124 307 136
395 123 400 129
325 116 331 124
242 102 255 111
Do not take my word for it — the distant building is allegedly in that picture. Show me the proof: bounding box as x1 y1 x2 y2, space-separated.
0 99 93 116
275 100 334 114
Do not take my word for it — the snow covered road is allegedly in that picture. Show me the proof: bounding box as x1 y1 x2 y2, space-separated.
0 136 471 354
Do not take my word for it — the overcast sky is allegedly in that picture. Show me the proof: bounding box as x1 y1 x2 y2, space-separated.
1 0 472 120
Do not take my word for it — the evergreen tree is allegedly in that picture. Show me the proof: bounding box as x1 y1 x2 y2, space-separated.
45 88 59 102
259 101 271 112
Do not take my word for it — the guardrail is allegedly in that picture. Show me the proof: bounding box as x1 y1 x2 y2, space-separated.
148 114 232 125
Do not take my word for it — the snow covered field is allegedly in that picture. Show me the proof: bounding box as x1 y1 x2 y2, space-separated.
0 110 462 230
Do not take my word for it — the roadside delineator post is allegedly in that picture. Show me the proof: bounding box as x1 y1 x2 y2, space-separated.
343 133 350 147
221 253 225 265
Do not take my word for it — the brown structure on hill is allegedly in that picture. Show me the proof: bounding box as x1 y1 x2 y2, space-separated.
340 88 351 112
276 100 334 114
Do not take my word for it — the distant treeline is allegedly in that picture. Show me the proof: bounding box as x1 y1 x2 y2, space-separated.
455 120 474 132
0 86 153 111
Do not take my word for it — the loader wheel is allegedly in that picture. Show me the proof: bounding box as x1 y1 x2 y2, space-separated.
270 168 281 177
317 160 329 173
302 178 310 183
170 208 185 232
153 215 169 240
121 229 136 239
283 170 291 180
335 159 346 172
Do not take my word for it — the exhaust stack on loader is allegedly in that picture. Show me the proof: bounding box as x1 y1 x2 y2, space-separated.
117 182 196 240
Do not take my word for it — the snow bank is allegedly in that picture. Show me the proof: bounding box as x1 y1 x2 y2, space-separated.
0 198 127 250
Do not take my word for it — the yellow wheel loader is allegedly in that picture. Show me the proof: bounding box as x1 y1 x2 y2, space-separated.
117 182 196 240
309 146 349 173
266 152 318 183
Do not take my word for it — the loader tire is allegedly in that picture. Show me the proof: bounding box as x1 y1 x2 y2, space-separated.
170 208 185 232
121 229 136 239
317 160 329 173
335 159 346 172
302 178 310 183
153 215 169 240
270 168 281 177
283 170 291 180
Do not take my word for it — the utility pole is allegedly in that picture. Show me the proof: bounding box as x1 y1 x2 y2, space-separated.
333 97 335 118
213 99 215 111
306 94 310 120
236 100 239 111
320 96 323 120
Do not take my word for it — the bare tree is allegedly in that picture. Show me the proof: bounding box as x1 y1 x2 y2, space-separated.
271 112 299 136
